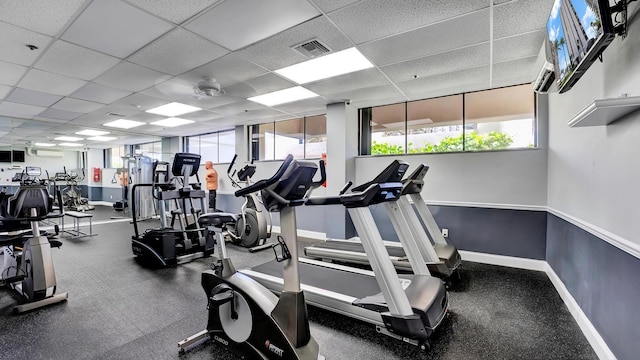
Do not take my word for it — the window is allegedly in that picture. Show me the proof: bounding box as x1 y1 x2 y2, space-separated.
185 129 236 163
106 146 126 168
305 114 327 159
407 95 463 153
133 141 162 160
275 118 304 159
360 84 536 155
250 115 327 161
464 84 535 150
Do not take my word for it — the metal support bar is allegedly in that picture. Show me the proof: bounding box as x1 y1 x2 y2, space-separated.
397 197 441 261
280 206 300 293
348 207 413 316
409 194 448 245
383 201 431 276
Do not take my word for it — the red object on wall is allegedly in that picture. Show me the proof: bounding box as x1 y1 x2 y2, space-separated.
93 167 101 182
321 153 327 187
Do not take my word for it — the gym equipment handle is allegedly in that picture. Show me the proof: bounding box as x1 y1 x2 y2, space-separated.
234 154 294 197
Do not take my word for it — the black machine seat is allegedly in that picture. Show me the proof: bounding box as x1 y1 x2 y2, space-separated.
198 213 238 228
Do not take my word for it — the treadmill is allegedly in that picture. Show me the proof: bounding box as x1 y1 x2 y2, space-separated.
241 160 448 350
304 164 462 278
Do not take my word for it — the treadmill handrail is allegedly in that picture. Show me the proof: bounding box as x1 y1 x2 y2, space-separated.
234 154 294 197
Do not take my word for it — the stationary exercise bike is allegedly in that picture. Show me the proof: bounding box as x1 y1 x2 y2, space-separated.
179 155 325 360
0 166 67 313
225 154 272 251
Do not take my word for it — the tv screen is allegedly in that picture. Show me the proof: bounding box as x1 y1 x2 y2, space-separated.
0 150 11 163
546 0 615 93
12 150 25 163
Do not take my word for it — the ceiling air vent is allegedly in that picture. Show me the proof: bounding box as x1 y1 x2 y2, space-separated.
293 39 331 58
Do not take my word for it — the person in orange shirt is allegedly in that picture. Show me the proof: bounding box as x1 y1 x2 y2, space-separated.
205 161 218 212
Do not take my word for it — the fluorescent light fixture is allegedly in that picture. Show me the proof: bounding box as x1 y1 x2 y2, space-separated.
76 129 110 136
34 142 56 147
146 102 201 117
59 142 84 147
88 136 117 141
54 136 83 141
248 86 319 106
275 47 374 84
150 117 195 127
103 119 145 129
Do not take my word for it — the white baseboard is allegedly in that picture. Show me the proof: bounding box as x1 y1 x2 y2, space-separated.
458 250 547 271
544 264 616 360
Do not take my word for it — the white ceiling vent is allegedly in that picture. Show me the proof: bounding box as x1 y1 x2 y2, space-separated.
36 150 63 157
293 39 331 58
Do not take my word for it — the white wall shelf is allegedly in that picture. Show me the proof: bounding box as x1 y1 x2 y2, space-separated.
567 96 640 127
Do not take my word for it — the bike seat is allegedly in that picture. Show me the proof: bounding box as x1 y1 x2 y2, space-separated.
198 213 237 228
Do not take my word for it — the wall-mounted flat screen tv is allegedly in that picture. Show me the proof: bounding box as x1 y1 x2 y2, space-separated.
546 0 615 93
12 150 25 163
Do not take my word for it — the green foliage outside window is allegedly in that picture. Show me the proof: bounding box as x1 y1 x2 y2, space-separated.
371 131 514 155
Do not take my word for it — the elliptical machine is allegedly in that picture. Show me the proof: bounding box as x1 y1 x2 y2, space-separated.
225 154 271 251
61 167 95 212
0 166 67 313
179 154 325 360
131 153 213 267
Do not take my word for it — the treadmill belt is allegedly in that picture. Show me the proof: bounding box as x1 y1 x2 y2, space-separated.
251 260 384 299
312 240 407 257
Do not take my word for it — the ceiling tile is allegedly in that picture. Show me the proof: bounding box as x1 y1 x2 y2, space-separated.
0 61 28 86
71 83 132 104
492 56 538 81
72 112 115 126
111 93 168 110
0 102 47 117
493 30 547 63
34 40 121 81
181 53 268 86
129 28 228 76
180 110 225 121
209 99 266 115
52 97 105 113
17 120 55 130
186 0 320 51
272 97 328 114
492 75 535 88
322 84 405 104
0 0 85 36
94 62 165 92
380 43 490 82
305 68 391 96
0 85 12 100
38 108 84 120
6 88 63 107
178 95 243 110
396 66 490 96
125 112 166 122
328 0 488 44
0 22 53 66
233 108 288 121
359 9 490 66
224 73 297 98
32 116 71 124
493 0 555 39
124 0 219 24
236 16 353 71
311 0 360 13
61 0 174 58
18 69 87 96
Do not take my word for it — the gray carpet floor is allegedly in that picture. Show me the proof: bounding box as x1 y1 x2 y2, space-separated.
0 206 597 359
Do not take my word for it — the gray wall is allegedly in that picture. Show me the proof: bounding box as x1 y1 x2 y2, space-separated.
547 214 640 360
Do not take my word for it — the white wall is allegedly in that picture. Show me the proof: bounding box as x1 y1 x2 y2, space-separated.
0 149 80 186
547 5 640 249
355 149 548 208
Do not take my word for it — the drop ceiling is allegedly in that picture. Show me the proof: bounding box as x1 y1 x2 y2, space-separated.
0 0 553 149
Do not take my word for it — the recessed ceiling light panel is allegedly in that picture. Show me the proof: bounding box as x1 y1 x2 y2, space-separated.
275 47 374 84
103 119 145 129
34 143 56 147
146 102 201 117
59 142 84 147
76 129 110 136
54 136 84 141
150 117 195 127
248 86 319 106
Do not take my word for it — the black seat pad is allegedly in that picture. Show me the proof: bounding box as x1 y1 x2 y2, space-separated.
198 213 237 228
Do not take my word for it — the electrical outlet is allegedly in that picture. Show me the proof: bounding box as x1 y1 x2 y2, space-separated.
442 228 449 238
